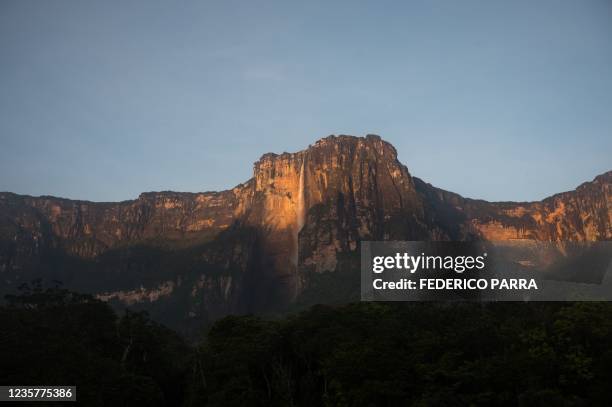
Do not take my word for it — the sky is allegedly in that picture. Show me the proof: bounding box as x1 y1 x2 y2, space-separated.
1 0 611 202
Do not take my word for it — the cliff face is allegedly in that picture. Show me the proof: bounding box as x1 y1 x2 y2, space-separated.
0 135 610 332
415 171 611 242
247 135 428 298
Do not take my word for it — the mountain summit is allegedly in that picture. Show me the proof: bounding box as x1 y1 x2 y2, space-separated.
1 135 610 333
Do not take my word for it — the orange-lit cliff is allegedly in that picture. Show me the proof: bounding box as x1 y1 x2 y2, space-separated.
1 135 610 332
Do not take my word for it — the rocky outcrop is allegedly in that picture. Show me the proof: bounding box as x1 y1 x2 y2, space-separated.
0 135 610 332
247 135 428 298
414 170 611 242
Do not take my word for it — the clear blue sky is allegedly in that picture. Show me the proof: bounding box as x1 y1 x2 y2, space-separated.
1 0 610 202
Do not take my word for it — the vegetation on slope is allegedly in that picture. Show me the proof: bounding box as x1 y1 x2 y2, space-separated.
3 282 612 406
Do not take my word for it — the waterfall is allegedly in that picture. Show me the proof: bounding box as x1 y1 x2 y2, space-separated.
296 157 306 232
293 156 307 274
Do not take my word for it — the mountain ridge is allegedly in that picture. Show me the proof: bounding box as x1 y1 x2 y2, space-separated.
1 134 610 333
2 133 609 205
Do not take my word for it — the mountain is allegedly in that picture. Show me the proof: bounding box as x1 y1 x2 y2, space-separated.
1 135 610 334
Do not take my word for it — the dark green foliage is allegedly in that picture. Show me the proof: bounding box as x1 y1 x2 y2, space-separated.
4 282 612 406
0 281 190 406
189 302 612 407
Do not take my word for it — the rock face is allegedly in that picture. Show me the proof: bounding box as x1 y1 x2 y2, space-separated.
0 135 610 332
414 170 611 242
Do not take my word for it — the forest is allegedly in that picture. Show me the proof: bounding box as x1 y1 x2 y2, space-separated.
2 281 612 406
